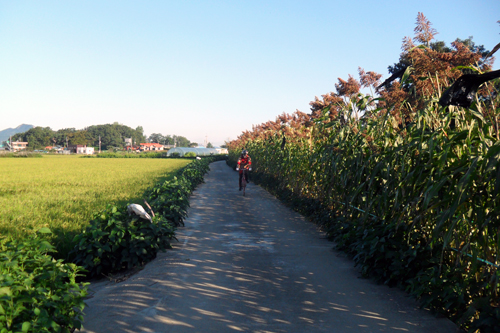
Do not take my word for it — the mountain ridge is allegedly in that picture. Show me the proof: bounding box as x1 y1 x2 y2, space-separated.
0 124 34 142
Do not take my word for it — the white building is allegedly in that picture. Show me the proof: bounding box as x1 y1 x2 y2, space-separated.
76 146 94 155
11 141 28 152
215 147 228 154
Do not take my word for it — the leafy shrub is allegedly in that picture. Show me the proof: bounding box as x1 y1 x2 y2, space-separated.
146 157 213 226
71 205 175 278
169 152 181 158
147 177 190 227
71 155 227 278
0 229 88 333
184 152 196 158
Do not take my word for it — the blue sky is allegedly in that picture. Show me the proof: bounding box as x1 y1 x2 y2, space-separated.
1 1 499 146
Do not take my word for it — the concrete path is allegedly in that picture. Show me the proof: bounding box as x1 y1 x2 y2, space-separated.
81 161 459 333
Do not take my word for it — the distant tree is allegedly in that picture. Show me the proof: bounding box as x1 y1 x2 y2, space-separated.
163 135 174 145
54 128 76 147
388 13 492 77
206 142 214 148
86 123 146 150
454 36 495 69
148 133 165 143
12 127 55 149
143 133 195 146
429 40 452 53
141 133 196 147
9 123 147 150
173 135 191 147
68 130 91 146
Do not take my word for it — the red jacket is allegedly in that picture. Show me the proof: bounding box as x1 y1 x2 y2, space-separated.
237 156 251 173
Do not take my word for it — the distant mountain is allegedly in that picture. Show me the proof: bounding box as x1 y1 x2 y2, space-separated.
0 124 34 142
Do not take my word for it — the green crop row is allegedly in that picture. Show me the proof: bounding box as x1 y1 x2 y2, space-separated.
71 155 226 278
229 77 500 330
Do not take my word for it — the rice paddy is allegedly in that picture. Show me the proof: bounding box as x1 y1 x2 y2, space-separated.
0 155 191 257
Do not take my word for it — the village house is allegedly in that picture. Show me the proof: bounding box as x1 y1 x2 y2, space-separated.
11 141 28 152
45 146 64 152
125 145 140 152
215 147 229 154
68 145 94 154
77 146 94 154
139 143 164 151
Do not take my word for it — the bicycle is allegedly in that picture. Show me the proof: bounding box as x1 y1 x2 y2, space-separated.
237 167 250 196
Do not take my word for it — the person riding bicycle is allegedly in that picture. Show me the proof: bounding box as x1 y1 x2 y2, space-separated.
236 150 252 191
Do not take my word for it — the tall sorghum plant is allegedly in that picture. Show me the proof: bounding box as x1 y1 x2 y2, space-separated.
228 76 500 330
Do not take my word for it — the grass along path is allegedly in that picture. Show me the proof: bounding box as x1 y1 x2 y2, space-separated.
0 155 191 258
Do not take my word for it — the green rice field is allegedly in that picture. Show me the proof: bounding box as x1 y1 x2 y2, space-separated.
0 155 191 258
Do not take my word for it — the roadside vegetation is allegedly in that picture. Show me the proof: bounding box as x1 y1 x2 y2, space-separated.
71 156 225 278
0 155 191 258
1 154 226 332
228 14 500 331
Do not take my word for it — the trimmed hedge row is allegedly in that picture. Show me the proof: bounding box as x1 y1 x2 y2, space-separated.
71 155 226 278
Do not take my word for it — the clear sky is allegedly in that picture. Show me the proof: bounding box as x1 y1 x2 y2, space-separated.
1 1 499 146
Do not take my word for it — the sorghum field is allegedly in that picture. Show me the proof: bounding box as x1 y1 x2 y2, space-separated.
227 15 500 331
0 155 190 258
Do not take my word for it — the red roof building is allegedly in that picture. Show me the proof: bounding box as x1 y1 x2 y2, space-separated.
139 143 164 151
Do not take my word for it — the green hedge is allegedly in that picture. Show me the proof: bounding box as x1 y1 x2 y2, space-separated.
0 229 87 333
0 155 227 331
71 155 226 278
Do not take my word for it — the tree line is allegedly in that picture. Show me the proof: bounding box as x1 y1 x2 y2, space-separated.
8 122 197 150
146 133 196 147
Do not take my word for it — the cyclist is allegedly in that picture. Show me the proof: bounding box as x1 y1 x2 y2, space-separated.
236 150 252 191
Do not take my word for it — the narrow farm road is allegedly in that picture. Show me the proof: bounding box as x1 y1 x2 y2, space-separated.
81 161 459 333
